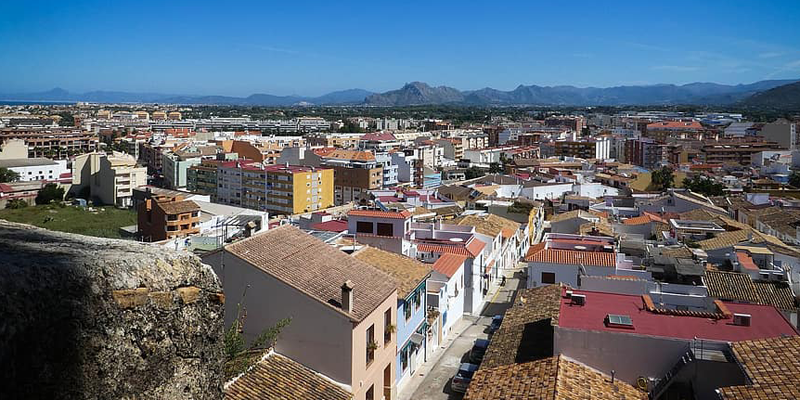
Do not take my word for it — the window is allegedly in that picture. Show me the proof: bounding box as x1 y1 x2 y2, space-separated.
384 308 392 344
404 301 412 321
366 324 375 366
376 222 394 237
605 314 634 328
366 385 374 400
400 346 409 371
413 289 421 311
356 221 373 234
541 272 556 284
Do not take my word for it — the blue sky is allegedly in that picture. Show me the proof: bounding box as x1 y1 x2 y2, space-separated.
1 0 799 96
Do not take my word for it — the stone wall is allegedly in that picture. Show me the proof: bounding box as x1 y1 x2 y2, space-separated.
0 220 225 399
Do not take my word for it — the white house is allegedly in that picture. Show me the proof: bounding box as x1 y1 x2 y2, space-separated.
0 158 68 182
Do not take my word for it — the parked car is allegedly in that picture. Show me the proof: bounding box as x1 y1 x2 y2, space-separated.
451 363 479 393
469 338 490 363
489 315 503 333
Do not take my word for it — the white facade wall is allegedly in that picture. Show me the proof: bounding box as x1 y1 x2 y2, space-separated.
7 160 68 182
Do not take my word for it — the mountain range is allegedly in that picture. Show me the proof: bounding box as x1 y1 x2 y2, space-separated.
0 88 374 106
364 80 800 107
739 81 800 110
1 79 798 107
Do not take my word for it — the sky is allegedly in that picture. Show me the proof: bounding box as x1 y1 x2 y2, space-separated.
1 0 799 97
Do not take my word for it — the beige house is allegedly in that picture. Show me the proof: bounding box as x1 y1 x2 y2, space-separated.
72 152 147 207
203 225 399 400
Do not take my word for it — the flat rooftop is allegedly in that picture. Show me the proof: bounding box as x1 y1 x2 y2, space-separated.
558 288 797 342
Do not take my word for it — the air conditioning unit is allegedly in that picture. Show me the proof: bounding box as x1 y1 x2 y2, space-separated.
733 313 751 326
571 294 586 306
565 290 573 299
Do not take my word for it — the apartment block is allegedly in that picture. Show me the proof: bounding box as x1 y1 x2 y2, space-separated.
187 159 220 201
0 127 98 159
137 195 201 242
72 152 147 207
241 164 334 215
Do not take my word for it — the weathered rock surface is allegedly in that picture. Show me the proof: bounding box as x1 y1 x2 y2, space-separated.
0 220 225 399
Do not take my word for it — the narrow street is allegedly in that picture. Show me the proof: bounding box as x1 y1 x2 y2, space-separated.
400 267 526 400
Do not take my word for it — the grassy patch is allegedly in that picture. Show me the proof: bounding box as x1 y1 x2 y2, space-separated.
0 204 137 239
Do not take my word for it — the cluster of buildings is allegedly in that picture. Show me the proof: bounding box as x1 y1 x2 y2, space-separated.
3 103 800 399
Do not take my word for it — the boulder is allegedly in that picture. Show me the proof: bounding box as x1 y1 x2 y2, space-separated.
0 220 224 399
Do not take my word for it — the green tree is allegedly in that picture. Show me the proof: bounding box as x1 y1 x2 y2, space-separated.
682 175 725 196
489 162 503 174
464 166 485 180
5 199 28 209
651 166 675 191
57 112 75 127
35 183 65 205
790 172 800 188
0 167 20 183
338 120 365 133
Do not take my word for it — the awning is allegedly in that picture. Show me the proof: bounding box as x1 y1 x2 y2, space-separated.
485 260 496 274
410 333 424 346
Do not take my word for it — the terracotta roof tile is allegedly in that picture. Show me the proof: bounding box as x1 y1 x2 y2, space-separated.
225 352 351 400
481 285 563 369
465 355 646 400
348 209 412 219
451 214 521 238
226 225 397 321
718 336 800 399
157 199 200 215
524 248 616 267
353 246 431 299
704 270 798 311
416 237 486 258
431 253 468 278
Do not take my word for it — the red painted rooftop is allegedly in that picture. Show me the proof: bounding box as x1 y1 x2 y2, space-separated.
310 220 349 233
558 289 797 342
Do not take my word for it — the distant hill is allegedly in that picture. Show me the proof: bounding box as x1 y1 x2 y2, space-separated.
3 79 798 106
0 88 374 106
739 81 800 110
364 79 799 107
364 82 465 106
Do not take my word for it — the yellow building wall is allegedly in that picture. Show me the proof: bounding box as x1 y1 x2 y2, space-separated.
290 168 335 214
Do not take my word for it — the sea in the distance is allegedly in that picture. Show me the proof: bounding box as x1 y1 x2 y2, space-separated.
0 100 75 105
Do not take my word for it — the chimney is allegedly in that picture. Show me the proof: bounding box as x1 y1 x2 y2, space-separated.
341 280 354 314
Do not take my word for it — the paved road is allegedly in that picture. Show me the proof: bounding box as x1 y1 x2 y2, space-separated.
404 269 526 400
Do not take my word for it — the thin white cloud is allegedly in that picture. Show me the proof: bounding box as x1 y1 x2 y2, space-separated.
651 65 701 72
758 52 785 59
764 59 800 79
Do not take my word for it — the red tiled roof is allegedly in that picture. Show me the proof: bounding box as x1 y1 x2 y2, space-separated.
559 289 798 342
361 132 397 141
646 121 703 130
525 242 546 258
432 253 468 278
310 220 348 233
737 251 760 271
466 237 487 256
525 248 616 267
417 237 485 258
622 212 666 225
348 209 412 219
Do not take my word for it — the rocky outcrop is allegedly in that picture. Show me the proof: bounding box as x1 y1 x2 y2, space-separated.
0 220 225 399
